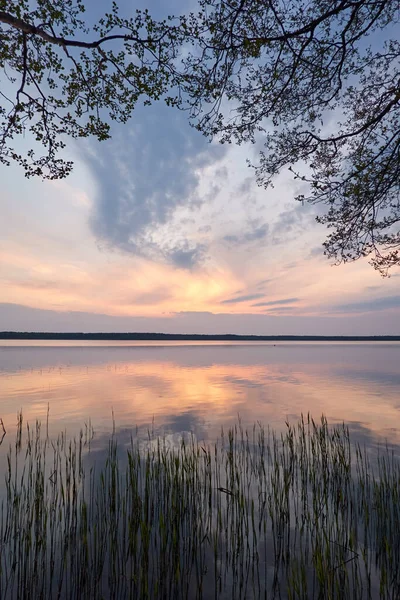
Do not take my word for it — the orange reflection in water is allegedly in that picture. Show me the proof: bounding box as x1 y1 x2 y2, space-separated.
1 356 399 445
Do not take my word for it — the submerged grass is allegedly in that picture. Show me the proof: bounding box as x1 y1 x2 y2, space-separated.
0 414 399 599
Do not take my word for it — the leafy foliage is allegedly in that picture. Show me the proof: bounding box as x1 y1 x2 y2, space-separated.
1 0 399 273
182 0 400 274
0 0 185 178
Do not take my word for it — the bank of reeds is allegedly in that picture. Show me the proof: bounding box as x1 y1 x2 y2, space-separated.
0 414 399 599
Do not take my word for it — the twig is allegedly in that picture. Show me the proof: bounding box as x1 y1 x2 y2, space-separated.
0 418 6 445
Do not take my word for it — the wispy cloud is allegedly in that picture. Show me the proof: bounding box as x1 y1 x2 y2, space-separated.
223 221 269 246
308 246 324 258
117 287 172 307
236 177 254 195
333 295 400 313
255 278 273 289
272 203 315 243
2 279 60 291
264 306 299 313
252 297 299 307
220 293 265 305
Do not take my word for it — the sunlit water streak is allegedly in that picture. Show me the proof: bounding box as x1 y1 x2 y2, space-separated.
0 341 399 448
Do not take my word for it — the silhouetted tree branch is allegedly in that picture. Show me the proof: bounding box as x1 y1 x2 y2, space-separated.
183 0 400 274
1 1 399 274
0 0 185 178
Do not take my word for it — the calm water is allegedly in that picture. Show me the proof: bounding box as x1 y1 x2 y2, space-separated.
1 340 400 599
1 340 399 448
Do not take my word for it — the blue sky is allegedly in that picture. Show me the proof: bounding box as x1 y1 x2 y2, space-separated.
0 0 399 334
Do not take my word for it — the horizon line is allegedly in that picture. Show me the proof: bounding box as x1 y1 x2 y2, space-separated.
1 332 400 341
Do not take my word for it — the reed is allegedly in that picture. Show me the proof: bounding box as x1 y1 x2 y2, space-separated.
0 413 398 599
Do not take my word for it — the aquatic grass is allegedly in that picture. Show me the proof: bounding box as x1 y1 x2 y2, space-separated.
0 414 399 599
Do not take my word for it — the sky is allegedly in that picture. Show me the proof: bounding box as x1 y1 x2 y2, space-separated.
1 1 399 335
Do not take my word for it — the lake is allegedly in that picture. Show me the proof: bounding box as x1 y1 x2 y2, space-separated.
1 340 400 599
1 340 399 447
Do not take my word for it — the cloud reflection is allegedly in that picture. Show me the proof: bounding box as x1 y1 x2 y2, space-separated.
1 344 400 448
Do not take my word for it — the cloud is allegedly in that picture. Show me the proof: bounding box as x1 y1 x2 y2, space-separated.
214 166 229 180
308 245 324 258
264 306 299 313
2 279 60 291
333 295 400 314
2 303 399 336
223 221 269 246
272 203 315 243
165 242 207 270
236 177 254 195
220 293 265 305
85 103 227 269
118 288 172 307
252 297 299 307
255 278 273 289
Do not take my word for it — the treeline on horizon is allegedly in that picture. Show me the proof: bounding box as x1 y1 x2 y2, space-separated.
1 332 400 341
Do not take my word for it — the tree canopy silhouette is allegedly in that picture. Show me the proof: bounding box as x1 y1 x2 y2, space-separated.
1 0 399 273
182 0 400 274
0 0 184 178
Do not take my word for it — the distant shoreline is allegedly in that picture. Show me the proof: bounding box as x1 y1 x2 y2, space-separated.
1 332 400 342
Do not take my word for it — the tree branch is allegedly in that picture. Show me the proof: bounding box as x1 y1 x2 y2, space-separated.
206 0 371 51
0 10 156 49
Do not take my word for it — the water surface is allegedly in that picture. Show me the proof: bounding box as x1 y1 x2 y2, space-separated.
1 341 399 448
1 340 400 598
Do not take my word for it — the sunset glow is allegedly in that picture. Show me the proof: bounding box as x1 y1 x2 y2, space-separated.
1 9 399 334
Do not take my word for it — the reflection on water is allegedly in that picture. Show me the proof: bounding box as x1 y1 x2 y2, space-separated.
0 342 400 449
1 342 400 598
0 342 399 443
1 413 399 599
